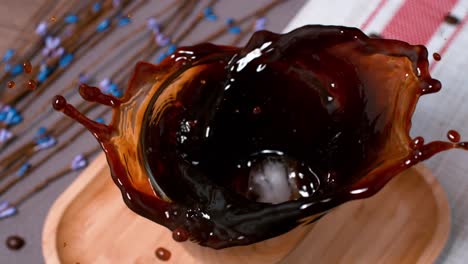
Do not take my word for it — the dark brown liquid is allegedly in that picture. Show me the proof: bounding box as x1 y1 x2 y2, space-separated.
23 61 32 74
433 52 441 61
447 130 461 143
27 79 37 90
172 228 189 242
7 80 15 89
444 14 460 25
6 235 25 250
155 247 171 261
53 25 467 249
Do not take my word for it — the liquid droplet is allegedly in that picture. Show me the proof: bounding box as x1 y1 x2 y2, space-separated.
27 79 37 90
172 227 189 242
411 136 425 148
7 80 15 89
447 130 460 143
52 95 67 111
23 61 32 73
252 106 262 114
155 247 171 261
433 53 441 61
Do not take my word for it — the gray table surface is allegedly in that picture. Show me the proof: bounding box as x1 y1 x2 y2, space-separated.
0 0 307 263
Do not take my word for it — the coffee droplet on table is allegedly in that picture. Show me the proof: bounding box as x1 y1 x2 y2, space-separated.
6 235 25 250
433 53 441 61
155 247 171 261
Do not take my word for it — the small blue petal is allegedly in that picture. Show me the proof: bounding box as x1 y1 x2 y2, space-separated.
65 14 79 24
11 115 22 125
0 128 12 143
36 127 47 137
0 206 17 219
35 137 44 145
107 83 118 92
71 154 88 171
95 117 105 124
16 163 30 177
206 14 217 21
35 136 57 150
156 53 167 63
118 17 131 27
92 2 102 13
78 73 89 84
112 89 123 98
204 7 213 16
0 107 22 125
96 19 110 32
155 33 170 46
228 26 241 34
203 7 217 21
10 64 23 76
37 67 52 83
2 49 14 62
167 44 177 55
226 18 235 25
59 53 73 68
38 74 47 82
0 201 9 211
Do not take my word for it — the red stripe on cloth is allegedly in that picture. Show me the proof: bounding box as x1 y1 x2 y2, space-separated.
360 0 388 30
381 0 458 44
430 15 467 70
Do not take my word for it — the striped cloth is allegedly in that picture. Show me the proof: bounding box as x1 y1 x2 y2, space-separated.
284 0 468 263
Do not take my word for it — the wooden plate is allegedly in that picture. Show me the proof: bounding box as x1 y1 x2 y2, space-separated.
42 154 450 263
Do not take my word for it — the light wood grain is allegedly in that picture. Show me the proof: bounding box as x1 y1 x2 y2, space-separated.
42 153 450 264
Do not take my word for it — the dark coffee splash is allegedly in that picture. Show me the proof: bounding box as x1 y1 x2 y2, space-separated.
53 25 467 249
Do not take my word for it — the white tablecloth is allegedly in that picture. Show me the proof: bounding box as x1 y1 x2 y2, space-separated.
284 0 468 263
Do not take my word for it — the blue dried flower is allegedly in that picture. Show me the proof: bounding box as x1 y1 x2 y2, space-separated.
65 14 79 24
59 53 74 68
2 49 14 62
97 19 111 32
